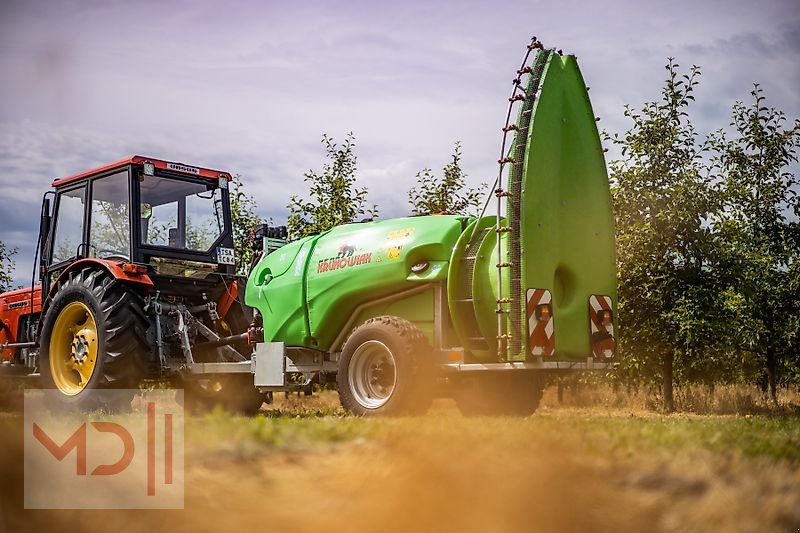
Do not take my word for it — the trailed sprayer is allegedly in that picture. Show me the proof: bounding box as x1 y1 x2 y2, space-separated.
244 39 617 415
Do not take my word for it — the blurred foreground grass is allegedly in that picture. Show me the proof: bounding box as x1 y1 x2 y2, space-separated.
187 390 800 464
3 388 799 532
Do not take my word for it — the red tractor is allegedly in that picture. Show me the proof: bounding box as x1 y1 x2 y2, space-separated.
0 156 267 412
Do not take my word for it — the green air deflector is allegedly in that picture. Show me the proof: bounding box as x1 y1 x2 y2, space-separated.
513 51 616 360
448 50 616 362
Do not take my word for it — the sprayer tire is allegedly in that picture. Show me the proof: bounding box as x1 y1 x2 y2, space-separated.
338 316 432 416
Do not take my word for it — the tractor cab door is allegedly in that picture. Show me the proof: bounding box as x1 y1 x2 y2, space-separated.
86 170 132 262
48 184 88 270
46 167 135 284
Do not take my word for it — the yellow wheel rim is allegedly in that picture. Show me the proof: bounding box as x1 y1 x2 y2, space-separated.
49 301 99 396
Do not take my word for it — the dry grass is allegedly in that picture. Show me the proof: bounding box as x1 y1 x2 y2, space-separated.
541 381 800 415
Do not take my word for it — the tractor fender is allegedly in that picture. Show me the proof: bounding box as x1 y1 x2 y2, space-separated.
46 258 153 302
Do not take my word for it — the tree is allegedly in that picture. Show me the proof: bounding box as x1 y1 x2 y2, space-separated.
709 85 800 403
0 241 17 293
408 141 485 216
287 133 377 239
607 60 722 411
229 174 262 274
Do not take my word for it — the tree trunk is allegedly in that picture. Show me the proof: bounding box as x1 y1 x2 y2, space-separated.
662 353 674 412
766 350 778 406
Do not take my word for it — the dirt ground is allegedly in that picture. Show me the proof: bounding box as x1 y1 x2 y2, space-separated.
1 391 798 533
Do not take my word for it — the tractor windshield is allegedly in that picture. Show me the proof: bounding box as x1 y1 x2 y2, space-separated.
139 175 224 252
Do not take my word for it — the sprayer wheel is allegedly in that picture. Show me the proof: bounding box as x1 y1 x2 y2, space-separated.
338 316 432 416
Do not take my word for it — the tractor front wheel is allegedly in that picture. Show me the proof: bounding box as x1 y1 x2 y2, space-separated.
39 268 149 412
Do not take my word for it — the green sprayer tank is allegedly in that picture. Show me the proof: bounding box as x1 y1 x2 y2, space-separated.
245 43 616 416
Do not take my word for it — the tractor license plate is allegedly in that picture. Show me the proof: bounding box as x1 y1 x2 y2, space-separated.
216 247 235 265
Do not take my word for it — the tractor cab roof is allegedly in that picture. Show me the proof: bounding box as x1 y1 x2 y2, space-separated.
52 155 234 189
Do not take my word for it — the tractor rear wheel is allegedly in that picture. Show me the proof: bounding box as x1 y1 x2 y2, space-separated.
39 268 149 412
337 316 433 416
454 372 546 417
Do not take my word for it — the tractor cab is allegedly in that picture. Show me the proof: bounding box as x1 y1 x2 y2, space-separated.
44 156 237 299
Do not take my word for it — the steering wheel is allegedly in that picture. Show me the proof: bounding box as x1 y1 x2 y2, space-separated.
97 249 131 262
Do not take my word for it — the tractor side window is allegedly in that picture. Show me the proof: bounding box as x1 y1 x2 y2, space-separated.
89 172 131 261
51 187 86 264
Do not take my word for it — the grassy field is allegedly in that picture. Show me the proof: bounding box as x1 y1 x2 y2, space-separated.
2 388 799 533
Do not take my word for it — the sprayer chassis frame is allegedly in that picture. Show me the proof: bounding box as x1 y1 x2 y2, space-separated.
185 341 615 394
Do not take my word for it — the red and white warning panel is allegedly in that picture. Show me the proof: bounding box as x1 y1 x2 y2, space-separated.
527 288 555 357
589 294 615 359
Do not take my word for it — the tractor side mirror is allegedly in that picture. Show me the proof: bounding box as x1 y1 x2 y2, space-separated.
38 197 52 272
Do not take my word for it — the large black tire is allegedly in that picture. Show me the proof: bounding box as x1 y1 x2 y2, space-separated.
39 267 149 412
337 316 433 416
182 374 271 416
454 372 546 417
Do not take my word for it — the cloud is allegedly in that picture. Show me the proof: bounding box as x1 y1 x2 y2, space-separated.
0 0 798 286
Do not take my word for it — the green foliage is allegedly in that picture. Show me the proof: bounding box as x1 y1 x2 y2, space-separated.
408 141 486 216
607 59 723 408
708 85 800 399
608 58 800 404
287 133 377 239
0 240 17 292
229 174 262 273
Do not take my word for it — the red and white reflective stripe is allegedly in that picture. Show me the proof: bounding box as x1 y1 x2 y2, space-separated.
589 295 612 334
589 294 615 358
527 288 554 356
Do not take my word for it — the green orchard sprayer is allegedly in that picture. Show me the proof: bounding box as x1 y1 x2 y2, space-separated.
0 38 616 416
242 38 617 415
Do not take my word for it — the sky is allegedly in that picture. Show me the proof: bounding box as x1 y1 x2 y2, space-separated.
0 0 798 285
